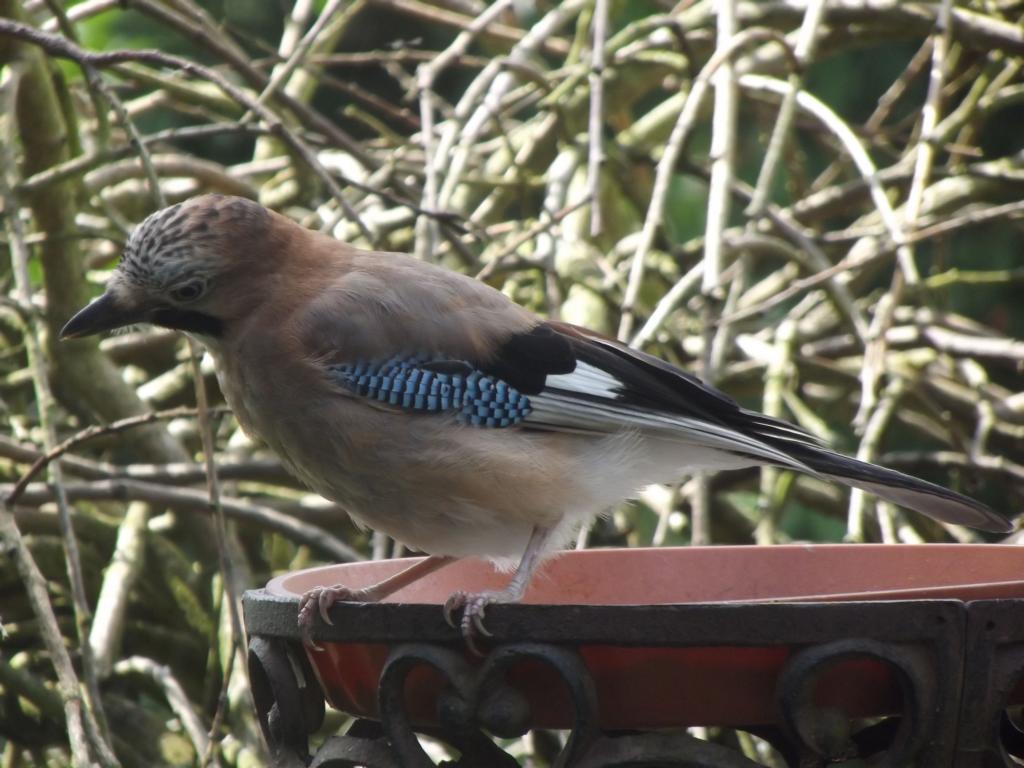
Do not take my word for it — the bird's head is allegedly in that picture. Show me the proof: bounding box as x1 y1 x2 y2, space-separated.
60 195 273 343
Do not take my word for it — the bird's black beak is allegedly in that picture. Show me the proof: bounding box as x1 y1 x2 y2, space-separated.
59 291 144 340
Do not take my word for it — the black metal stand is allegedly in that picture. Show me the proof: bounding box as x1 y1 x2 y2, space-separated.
243 593 1024 767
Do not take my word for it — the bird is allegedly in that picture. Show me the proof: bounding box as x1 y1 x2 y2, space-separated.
61 194 1012 648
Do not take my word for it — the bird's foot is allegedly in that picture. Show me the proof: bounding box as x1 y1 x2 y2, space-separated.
443 589 517 655
297 584 374 651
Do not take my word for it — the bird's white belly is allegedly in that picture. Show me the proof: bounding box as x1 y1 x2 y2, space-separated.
292 422 752 564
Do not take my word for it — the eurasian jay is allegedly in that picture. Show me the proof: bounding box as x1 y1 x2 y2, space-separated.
61 195 1012 645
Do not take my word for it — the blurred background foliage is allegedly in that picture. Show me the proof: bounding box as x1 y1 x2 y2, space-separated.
0 0 1023 765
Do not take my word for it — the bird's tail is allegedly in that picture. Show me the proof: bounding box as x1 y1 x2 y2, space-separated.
778 443 1011 533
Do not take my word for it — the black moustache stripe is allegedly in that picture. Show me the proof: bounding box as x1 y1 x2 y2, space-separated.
150 307 224 337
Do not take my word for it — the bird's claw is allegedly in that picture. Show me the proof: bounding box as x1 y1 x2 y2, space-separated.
443 590 498 655
297 592 324 652
297 584 366 652
442 591 464 628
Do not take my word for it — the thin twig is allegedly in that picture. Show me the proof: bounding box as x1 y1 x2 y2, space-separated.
76 59 165 208
0 512 95 767
6 406 228 506
114 657 210 759
739 74 913 261
366 0 570 56
692 0 741 545
89 501 149 678
17 123 271 194
716 216 878 333
587 0 609 237
435 0 589 213
416 0 513 261
854 0 954 431
475 197 592 281
0 65 118 768
746 0 826 215
0 17 374 241
912 199 1024 244
846 377 907 542
188 339 242 766
248 0 345 113
881 450 1024 486
618 28 794 341
702 0 739 340
6 479 364 562
630 261 703 349
754 320 797 545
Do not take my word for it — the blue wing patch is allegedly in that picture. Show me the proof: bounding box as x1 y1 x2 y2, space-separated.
327 357 532 427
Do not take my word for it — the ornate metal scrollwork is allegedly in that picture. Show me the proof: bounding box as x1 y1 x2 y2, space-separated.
776 639 936 767
244 592 1017 767
249 635 780 767
379 642 599 767
375 641 780 767
308 720 397 768
248 636 326 767
959 600 1024 766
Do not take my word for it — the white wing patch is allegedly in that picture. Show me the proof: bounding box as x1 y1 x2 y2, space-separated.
545 361 623 398
532 349 819 473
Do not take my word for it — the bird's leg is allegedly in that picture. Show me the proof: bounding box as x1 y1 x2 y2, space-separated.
299 554 457 649
443 525 552 653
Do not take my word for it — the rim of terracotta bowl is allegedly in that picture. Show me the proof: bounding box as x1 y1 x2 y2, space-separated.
266 543 1024 606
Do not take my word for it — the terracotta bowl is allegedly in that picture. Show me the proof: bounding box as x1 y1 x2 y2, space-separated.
265 544 1024 728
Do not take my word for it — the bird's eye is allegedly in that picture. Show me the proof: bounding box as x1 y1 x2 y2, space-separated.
170 282 204 302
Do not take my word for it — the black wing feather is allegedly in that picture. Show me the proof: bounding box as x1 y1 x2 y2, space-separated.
486 323 576 394
484 321 824 448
